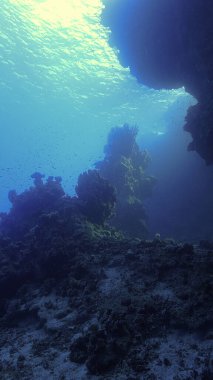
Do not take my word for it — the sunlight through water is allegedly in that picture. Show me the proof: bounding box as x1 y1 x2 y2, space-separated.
0 0 187 114
0 0 192 211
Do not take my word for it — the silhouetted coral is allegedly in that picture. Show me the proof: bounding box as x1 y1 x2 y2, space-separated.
96 124 156 238
0 174 65 239
104 124 139 159
0 171 212 378
76 169 116 225
0 184 212 378
0 174 119 307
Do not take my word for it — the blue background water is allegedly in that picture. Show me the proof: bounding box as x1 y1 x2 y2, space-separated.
0 0 190 211
2 0 213 241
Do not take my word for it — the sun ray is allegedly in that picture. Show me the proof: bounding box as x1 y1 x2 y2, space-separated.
16 0 103 28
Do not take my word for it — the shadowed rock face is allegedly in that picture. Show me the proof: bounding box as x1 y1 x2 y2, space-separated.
102 0 213 164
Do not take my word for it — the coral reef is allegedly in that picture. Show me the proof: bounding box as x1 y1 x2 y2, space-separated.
0 175 212 379
0 170 116 241
0 174 65 239
0 173 117 302
96 124 156 238
102 0 213 164
76 170 116 225
0 219 213 378
0 177 213 380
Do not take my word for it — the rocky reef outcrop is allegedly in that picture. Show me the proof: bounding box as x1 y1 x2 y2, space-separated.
0 174 212 379
96 124 156 238
102 0 213 164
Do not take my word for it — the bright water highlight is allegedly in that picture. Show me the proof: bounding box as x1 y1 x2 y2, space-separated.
0 0 190 212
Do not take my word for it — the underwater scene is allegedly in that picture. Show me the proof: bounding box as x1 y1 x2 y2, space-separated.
0 0 212 379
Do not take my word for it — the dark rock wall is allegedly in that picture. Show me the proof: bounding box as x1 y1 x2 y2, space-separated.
102 0 213 163
141 99 213 242
143 129 213 241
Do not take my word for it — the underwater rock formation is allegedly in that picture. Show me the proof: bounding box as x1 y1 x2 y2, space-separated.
0 174 65 239
0 173 212 378
0 220 213 378
0 173 118 303
102 0 213 164
0 170 116 241
96 124 156 238
76 169 116 225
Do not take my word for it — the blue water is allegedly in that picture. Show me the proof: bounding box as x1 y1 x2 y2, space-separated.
143 98 213 241
4 1 212 242
0 0 191 213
